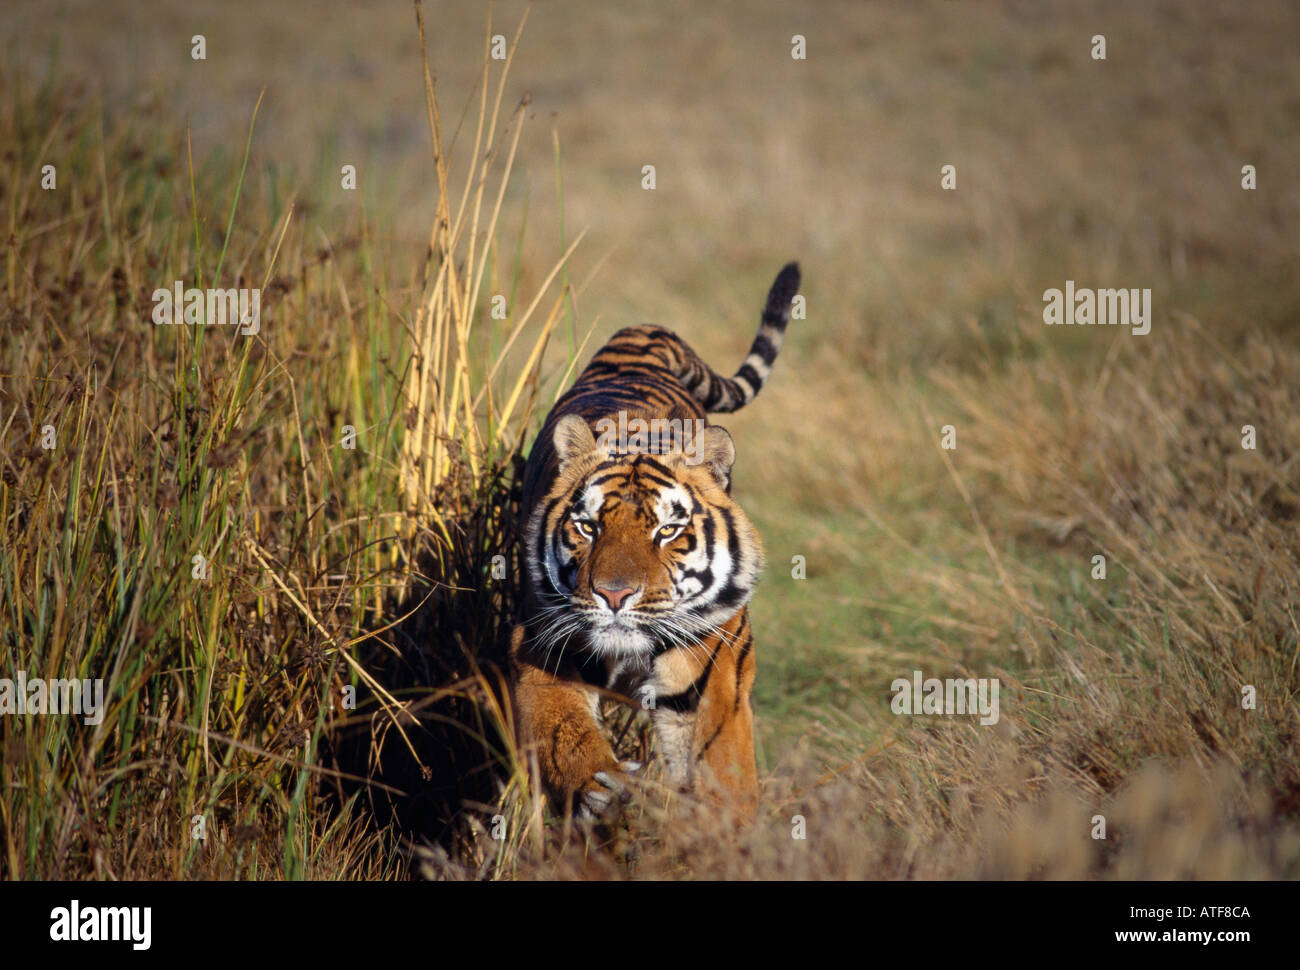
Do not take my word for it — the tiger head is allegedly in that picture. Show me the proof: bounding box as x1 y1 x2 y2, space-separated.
525 413 764 662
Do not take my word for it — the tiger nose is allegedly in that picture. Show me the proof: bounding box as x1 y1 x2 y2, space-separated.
594 584 638 612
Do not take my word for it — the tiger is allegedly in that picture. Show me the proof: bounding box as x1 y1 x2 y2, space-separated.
510 262 801 822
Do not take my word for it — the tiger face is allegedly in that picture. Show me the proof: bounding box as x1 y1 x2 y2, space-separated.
525 413 763 663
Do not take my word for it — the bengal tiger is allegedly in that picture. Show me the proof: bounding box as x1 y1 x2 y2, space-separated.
510 262 801 822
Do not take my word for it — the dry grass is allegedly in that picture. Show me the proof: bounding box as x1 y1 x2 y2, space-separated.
0 9 567 878
1 1 1298 880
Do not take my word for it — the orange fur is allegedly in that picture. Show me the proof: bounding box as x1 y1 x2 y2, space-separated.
510 264 799 823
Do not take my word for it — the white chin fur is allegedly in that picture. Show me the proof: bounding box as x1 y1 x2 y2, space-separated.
585 624 654 657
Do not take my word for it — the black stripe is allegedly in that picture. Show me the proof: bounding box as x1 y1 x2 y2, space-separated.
630 469 678 491
586 363 674 381
534 497 561 574
632 455 676 479
712 581 745 610
696 721 725 762
702 378 723 410
735 363 762 392
655 643 720 712
733 625 752 712
678 512 717 585
585 470 631 490
750 334 778 366
720 506 741 566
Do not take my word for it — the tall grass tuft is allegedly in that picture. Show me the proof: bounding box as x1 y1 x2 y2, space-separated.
0 7 579 879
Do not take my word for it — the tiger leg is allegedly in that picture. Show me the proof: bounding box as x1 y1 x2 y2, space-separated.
652 611 759 821
509 623 625 818
691 638 758 822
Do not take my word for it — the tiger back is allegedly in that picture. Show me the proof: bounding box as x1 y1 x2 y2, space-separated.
511 263 800 821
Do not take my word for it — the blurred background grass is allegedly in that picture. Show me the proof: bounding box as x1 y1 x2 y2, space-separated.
2 0 1297 878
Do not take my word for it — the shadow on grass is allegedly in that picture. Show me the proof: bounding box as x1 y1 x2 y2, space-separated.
320 457 526 864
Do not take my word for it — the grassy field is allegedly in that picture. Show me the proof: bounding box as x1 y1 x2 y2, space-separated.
1 0 1298 879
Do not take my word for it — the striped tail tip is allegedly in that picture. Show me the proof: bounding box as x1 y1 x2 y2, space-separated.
728 261 800 408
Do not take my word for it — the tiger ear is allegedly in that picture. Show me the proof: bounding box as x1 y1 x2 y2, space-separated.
695 425 736 490
553 414 597 466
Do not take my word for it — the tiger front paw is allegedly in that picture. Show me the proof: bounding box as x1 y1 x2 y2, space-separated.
574 760 642 821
